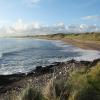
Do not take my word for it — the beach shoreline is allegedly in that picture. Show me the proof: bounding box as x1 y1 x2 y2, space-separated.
37 37 100 51
31 33 100 51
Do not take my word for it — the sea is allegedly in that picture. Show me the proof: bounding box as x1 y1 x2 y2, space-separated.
0 38 100 75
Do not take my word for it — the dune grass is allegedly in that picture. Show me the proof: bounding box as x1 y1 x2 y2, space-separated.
64 32 100 41
21 86 45 100
4 62 100 100
43 78 70 100
67 62 100 100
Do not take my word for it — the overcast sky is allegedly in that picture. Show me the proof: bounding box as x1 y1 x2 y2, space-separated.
0 0 100 36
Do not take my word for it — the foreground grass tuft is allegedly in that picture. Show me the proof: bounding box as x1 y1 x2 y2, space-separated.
68 63 100 100
43 79 70 100
21 86 44 100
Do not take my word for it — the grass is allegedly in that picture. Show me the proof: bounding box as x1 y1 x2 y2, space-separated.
64 32 100 41
68 62 100 100
21 86 44 100
35 32 100 42
43 63 100 100
3 62 100 100
43 78 70 100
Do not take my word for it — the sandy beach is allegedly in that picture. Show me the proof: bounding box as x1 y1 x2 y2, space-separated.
37 37 100 51
62 38 100 51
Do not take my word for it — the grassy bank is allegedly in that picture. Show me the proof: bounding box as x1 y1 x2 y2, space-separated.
64 32 100 41
4 62 100 100
34 32 100 42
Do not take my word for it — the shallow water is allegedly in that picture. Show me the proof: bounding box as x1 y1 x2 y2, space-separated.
0 38 100 75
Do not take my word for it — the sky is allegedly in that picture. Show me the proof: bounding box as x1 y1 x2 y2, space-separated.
0 0 100 36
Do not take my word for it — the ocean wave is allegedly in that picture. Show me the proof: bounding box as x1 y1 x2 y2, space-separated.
2 52 17 57
0 53 2 58
0 47 34 58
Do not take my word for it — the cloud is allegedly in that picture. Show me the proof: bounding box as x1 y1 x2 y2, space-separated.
0 20 100 37
6 19 42 35
67 24 100 33
82 15 100 20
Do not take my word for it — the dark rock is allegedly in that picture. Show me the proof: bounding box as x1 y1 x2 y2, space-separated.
21 65 54 77
35 66 53 75
41 66 53 74
67 59 76 63
35 66 42 71
52 62 61 66
46 64 55 68
91 59 100 66
0 73 26 86
27 70 35 76
80 61 91 66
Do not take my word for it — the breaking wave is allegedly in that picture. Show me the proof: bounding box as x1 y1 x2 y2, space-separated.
0 38 100 75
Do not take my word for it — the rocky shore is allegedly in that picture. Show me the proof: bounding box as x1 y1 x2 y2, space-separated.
0 59 100 98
